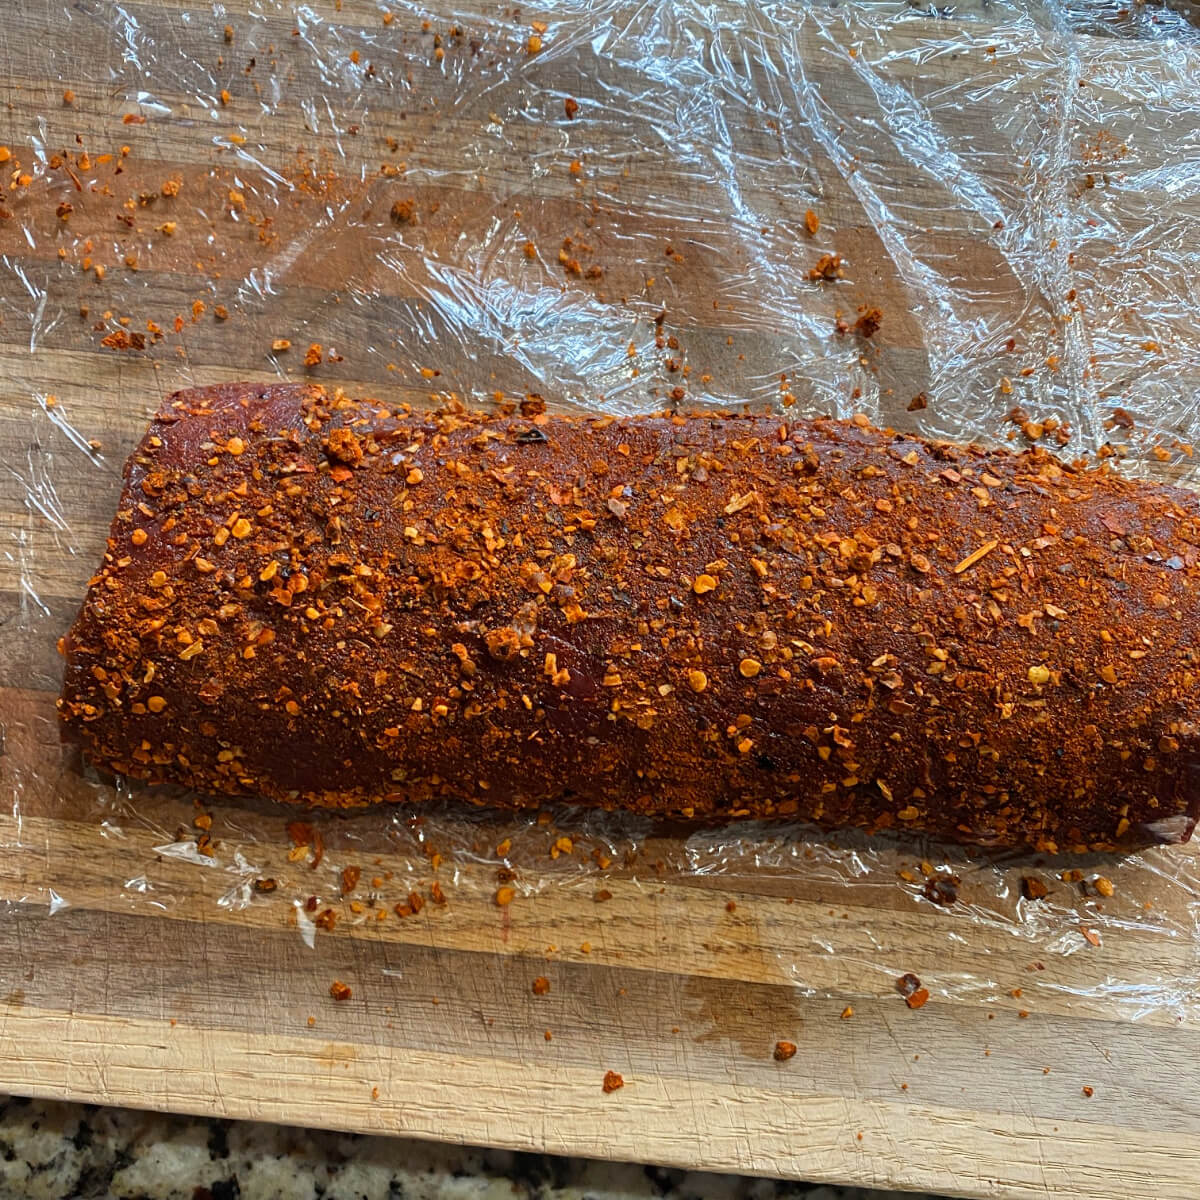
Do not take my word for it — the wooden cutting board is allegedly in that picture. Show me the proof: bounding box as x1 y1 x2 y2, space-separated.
3 3 1200 1197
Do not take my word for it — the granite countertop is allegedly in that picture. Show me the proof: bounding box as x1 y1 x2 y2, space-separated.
0 1096 945 1200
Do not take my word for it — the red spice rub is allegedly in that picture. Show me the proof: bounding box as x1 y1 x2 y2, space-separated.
58 383 1200 852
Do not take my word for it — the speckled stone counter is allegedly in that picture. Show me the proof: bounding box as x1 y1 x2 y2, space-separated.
0 1096 945 1200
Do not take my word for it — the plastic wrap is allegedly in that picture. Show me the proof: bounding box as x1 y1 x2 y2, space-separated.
3 0 1200 1025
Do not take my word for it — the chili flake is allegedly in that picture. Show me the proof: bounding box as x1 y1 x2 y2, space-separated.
896 973 929 1009
809 253 842 282
1021 877 1049 901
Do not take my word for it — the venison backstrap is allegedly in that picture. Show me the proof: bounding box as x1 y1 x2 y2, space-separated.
59 383 1200 851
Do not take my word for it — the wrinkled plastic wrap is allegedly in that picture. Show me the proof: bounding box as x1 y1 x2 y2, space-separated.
3 0 1200 1026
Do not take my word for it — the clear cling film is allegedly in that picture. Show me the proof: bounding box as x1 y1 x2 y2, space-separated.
1 0 1200 1027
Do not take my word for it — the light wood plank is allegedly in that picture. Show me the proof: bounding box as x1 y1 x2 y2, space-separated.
2 1004 1199 1200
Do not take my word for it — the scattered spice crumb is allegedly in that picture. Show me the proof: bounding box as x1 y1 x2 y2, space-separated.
908 392 928 412
329 980 352 1002
853 306 883 339
272 338 291 352
773 1040 797 1061
1082 1085 1094 1098
564 97 579 120
809 253 842 282
390 198 415 224
921 874 960 907
602 1070 624 1093
804 209 819 236
495 885 516 907
1021 876 1049 902
840 1006 854 1020
896 973 929 1010
532 976 550 995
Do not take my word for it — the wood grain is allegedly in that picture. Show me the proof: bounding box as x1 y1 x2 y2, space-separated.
3 2 1200 1198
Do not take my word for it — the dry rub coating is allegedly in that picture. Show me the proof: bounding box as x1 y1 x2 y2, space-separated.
59 383 1200 851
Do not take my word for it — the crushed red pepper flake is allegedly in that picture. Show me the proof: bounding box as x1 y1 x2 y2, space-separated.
896 973 929 1009
287 821 325 869
602 1070 624 1093
921 874 960 907
809 253 842 282
852 307 883 339
1022 877 1049 901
